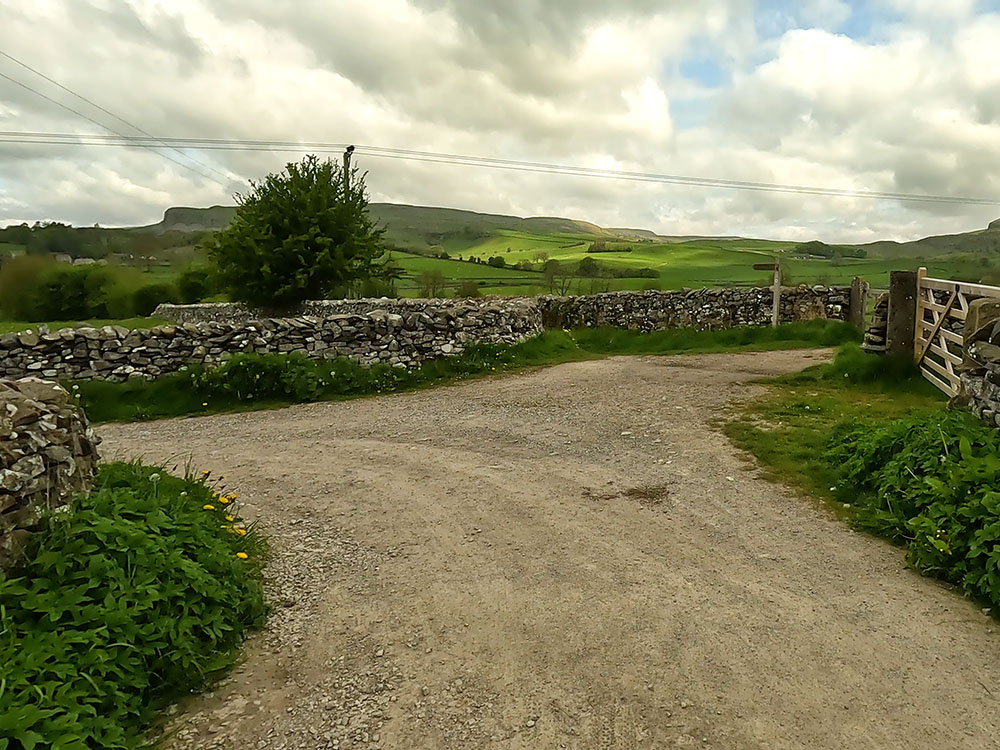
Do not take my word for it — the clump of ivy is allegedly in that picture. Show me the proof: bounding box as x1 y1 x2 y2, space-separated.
0 463 267 749
829 411 1000 606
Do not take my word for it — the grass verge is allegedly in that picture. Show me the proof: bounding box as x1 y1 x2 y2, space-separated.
75 320 861 423
723 344 946 509
0 462 266 749
725 344 1000 611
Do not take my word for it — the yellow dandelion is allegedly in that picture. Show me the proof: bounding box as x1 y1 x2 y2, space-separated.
203 504 215 510
219 497 231 504
229 493 237 500
225 515 235 522
235 528 248 536
236 552 248 560
202 402 208 407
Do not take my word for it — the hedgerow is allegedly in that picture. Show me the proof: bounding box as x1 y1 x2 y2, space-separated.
0 463 267 749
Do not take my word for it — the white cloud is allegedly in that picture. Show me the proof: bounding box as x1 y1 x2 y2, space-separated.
0 0 998 242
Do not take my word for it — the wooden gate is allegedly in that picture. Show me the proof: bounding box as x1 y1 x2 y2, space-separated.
914 268 1000 396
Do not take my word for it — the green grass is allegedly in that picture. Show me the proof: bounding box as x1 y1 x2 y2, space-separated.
0 318 168 335
0 242 25 255
723 345 946 508
0 462 267 748
75 320 861 424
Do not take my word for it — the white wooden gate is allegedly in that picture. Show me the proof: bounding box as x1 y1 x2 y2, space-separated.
914 268 1000 396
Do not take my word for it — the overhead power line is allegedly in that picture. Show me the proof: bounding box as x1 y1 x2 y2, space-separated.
0 130 997 207
0 50 235 184
0 59 229 186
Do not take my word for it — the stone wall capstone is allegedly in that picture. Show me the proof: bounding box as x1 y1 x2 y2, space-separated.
0 378 100 569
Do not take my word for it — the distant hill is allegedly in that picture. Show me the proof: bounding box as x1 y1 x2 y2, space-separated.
858 220 1000 257
147 202 675 249
145 203 1000 258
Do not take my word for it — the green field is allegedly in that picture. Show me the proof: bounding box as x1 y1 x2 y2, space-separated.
4 204 999 311
388 225 998 297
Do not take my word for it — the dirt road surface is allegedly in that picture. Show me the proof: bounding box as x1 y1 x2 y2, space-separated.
100 350 1000 750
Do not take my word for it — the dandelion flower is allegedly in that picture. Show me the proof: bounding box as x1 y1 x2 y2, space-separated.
202 402 208 407
235 528 248 536
203 504 215 510
225 515 235 522
236 552 248 560
219 497 231 504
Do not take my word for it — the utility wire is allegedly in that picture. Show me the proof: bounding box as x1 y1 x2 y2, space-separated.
0 69 227 186
0 50 236 184
1 129 998 206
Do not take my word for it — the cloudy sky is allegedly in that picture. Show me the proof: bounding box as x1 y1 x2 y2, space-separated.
1 0 1000 242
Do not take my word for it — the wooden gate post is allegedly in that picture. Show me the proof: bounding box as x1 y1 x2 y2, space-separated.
887 270 918 358
771 263 782 328
849 276 869 330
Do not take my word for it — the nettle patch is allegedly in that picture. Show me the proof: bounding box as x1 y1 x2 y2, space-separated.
0 463 267 749
830 412 1000 608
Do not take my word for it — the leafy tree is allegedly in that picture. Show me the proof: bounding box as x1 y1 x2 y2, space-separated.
577 256 601 277
132 282 179 316
208 155 388 309
454 280 481 298
487 255 506 268
543 259 574 295
417 269 447 297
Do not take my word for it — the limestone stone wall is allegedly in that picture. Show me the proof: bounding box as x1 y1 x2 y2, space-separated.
536 286 852 331
0 287 856 384
0 303 543 382
962 300 1000 429
0 378 100 568
153 298 524 327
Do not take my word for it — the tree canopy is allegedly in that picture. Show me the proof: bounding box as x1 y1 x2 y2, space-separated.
208 155 390 308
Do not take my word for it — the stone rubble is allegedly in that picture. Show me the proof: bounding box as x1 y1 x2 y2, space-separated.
962 303 1000 429
0 378 100 568
863 294 889 354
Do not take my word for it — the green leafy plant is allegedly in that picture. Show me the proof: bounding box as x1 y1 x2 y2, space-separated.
0 463 267 749
191 352 326 402
207 155 390 310
828 412 1000 605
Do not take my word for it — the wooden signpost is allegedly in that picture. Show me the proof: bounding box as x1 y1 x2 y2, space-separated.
754 262 782 328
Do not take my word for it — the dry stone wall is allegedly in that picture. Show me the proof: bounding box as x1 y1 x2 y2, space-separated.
962 300 1000 429
0 302 542 382
536 286 851 331
0 378 100 569
0 287 856 383
153 298 511 327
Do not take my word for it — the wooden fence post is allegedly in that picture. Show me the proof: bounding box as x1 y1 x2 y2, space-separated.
849 276 869 330
913 267 927 361
887 270 918 358
772 263 782 328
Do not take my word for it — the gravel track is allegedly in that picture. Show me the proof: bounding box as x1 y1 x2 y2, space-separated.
100 349 1000 749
